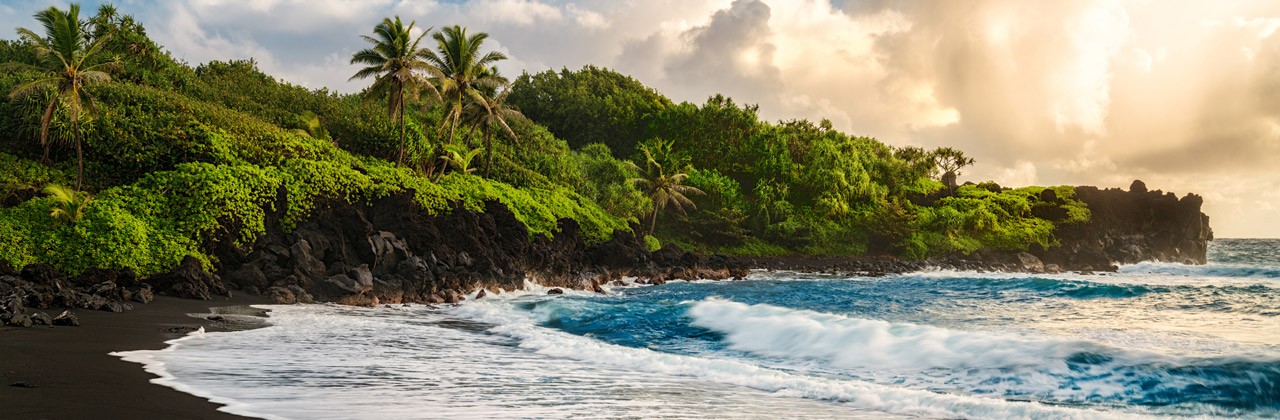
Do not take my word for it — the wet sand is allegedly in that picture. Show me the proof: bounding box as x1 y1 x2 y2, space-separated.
0 294 269 419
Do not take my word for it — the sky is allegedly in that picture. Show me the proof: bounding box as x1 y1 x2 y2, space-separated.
2 0 1279 238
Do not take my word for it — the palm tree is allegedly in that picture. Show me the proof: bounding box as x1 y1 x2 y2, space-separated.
422 25 507 145
439 143 483 175
630 140 704 236
43 184 92 224
10 4 115 190
349 16 440 167
460 67 522 177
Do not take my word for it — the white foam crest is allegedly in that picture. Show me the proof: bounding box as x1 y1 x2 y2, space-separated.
687 298 1099 371
1118 261 1280 281
895 266 1275 288
450 298 1142 420
115 303 898 419
112 325 287 420
461 278 605 301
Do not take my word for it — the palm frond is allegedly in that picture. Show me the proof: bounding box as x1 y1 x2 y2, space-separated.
43 184 92 224
8 77 58 100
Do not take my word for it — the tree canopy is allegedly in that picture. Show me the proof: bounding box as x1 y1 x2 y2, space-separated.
0 7 1092 276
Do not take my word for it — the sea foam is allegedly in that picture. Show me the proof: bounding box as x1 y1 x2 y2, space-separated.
451 296 1136 420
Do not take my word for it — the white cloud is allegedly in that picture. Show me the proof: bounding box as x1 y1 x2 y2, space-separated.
566 4 608 29
990 161 1039 187
469 0 563 26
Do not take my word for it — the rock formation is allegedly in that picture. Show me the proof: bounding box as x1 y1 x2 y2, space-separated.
0 181 1216 316
212 194 749 305
1035 183 1213 270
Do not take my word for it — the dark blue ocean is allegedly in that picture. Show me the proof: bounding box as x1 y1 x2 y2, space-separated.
117 239 1280 419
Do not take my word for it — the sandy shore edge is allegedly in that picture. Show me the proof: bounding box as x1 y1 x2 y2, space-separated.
0 294 270 419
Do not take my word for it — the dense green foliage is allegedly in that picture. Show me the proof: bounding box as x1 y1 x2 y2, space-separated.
0 6 630 275
512 67 1091 257
0 5 1094 277
508 66 672 155
10 4 117 189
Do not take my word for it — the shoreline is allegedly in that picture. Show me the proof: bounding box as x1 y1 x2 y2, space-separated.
0 294 268 419
0 254 1215 420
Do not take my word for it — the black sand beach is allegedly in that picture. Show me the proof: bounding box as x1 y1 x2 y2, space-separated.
0 295 268 420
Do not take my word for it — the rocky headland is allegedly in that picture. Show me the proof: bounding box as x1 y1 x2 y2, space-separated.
1 180 1212 326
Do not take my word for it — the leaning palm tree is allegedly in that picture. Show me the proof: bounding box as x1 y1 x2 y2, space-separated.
460 67 522 177
422 25 507 144
10 4 115 190
630 140 704 236
349 16 441 167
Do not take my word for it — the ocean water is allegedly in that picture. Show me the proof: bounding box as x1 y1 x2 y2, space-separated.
115 239 1280 419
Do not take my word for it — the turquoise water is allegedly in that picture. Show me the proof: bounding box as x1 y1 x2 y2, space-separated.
117 239 1280 419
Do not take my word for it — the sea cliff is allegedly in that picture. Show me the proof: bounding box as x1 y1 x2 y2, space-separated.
1 180 1212 317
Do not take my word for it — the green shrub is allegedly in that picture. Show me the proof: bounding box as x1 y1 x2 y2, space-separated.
0 152 72 199
644 235 661 252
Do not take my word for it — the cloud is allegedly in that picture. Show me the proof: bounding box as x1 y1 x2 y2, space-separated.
468 0 562 26
661 0 782 103
566 4 609 29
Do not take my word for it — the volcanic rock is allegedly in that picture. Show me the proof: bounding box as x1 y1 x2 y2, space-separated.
52 310 79 326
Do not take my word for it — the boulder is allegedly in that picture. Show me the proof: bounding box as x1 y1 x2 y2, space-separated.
267 286 297 304
652 244 685 267
225 265 268 292
132 286 154 304
442 290 464 304
0 276 17 294
287 285 314 304
20 264 58 284
30 311 52 326
3 295 25 314
99 301 125 313
52 310 79 326
90 281 118 298
1015 252 1045 273
290 239 327 282
147 256 228 300
546 288 564 295
5 313 32 328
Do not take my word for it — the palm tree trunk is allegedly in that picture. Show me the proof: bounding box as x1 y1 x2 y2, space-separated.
397 91 406 167
648 204 660 237
449 108 458 146
462 123 478 148
74 119 84 190
483 126 493 178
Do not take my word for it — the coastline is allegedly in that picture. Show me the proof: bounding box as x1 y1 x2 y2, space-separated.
0 294 268 420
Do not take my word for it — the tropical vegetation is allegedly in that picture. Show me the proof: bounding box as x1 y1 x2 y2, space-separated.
0 4 1090 277
8 4 116 190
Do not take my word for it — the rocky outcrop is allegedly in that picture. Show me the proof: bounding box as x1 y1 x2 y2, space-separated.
1034 182 1213 270
0 266 143 328
148 256 229 301
0 180 1213 313
213 195 749 306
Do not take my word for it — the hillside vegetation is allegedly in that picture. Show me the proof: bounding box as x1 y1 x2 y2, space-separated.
0 5 1088 276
